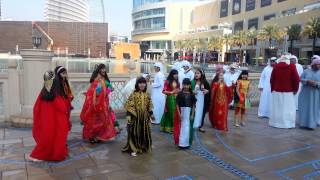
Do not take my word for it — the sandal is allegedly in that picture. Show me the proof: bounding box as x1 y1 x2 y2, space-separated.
89 138 95 144
199 128 206 133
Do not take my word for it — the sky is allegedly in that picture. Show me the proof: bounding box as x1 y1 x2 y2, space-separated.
1 0 133 36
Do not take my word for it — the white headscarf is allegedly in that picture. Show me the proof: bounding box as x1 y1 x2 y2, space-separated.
277 55 291 65
154 62 164 73
290 55 298 63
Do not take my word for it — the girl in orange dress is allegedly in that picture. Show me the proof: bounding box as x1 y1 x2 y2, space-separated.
234 70 250 127
209 73 232 131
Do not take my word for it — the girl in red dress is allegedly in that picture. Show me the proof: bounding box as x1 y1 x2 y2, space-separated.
208 72 232 131
80 64 116 144
30 66 73 162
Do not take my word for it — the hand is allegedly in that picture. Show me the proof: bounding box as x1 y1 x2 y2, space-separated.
203 89 209 94
126 116 131 125
293 92 297 95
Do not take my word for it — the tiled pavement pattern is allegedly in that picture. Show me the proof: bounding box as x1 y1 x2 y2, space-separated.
1 108 320 180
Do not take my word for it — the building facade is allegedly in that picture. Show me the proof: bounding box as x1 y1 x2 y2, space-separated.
0 21 108 57
132 0 207 59
179 0 320 60
45 0 89 22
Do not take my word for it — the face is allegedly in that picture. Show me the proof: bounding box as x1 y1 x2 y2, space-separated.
290 58 296 64
183 84 191 91
154 66 160 72
60 71 68 79
183 66 189 71
241 74 248 80
195 70 201 80
312 64 320 70
145 75 150 82
99 68 106 76
218 73 224 81
138 82 146 91
270 61 276 67
173 73 179 80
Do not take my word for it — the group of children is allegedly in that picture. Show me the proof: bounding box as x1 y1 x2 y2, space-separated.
30 62 251 161
123 63 251 156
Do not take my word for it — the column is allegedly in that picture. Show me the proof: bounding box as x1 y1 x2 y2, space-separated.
19 49 53 121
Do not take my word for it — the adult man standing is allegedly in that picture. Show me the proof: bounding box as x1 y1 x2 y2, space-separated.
172 59 185 87
151 62 166 124
182 60 194 81
258 57 277 118
290 55 304 110
269 55 300 129
224 63 241 108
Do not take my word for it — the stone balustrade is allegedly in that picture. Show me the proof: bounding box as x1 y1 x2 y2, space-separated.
0 49 262 128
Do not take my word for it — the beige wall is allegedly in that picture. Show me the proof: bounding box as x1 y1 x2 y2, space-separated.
192 0 320 30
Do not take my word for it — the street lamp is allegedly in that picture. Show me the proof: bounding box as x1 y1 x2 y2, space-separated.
32 36 41 49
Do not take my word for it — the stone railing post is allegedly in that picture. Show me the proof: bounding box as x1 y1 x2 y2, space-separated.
7 58 21 118
11 49 53 127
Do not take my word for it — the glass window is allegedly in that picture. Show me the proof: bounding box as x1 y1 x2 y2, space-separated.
261 0 272 7
232 0 241 15
248 18 258 30
264 13 276 21
246 0 255 11
281 8 296 16
132 8 165 20
220 0 229 18
234 21 244 32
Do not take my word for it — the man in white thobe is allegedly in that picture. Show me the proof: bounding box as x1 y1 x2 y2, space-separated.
172 59 185 87
258 57 276 118
182 60 194 81
290 55 304 110
224 63 241 108
151 62 166 124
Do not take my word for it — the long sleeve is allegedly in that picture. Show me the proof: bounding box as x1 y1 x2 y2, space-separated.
300 70 307 85
258 68 266 89
152 73 163 88
291 65 300 92
270 68 275 92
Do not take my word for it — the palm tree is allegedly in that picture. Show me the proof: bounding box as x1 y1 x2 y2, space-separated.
258 24 286 48
194 38 207 63
232 31 249 63
223 34 233 53
208 36 223 51
247 28 257 46
303 17 320 56
287 24 302 54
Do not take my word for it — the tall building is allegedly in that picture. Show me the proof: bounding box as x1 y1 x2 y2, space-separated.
132 0 207 59
45 0 89 22
88 0 106 22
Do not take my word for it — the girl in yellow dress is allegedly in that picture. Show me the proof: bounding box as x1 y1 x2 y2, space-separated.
234 70 250 127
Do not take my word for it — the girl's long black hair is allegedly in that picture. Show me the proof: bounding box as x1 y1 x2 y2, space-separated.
90 63 110 83
134 77 147 92
53 66 71 99
194 68 210 89
167 69 179 88
237 70 249 81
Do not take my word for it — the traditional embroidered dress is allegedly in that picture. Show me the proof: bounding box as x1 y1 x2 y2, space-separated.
208 82 232 131
234 79 250 125
80 79 117 141
122 91 153 154
174 91 196 148
234 80 250 110
160 80 180 133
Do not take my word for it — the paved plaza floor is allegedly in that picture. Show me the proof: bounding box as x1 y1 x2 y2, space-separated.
1 108 320 180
